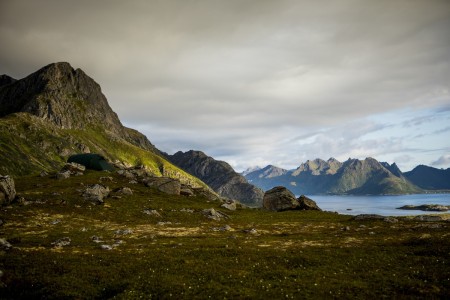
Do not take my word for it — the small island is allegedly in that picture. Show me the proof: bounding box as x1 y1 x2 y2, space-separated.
397 204 450 212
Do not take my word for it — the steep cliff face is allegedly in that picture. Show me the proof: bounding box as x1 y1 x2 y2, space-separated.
168 150 264 206
0 62 155 152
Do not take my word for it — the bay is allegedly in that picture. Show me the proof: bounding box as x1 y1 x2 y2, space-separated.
308 194 450 216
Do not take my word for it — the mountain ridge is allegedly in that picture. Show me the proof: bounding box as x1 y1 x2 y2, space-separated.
245 157 425 195
167 150 264 206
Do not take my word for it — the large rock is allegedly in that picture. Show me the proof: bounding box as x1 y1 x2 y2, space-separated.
0 175 16 205
61 162 86 174
263 186 299 211
143 177 181 195
82 184 110 204
297 195 321 211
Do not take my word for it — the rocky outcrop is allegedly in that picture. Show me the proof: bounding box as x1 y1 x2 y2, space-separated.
168 150 263 206
263 186 299 211
0 175 16 205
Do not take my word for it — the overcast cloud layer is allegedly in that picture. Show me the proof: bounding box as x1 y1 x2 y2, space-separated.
1 0 449 171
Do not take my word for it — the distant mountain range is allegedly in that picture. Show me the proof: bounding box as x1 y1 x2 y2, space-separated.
244 158 450 195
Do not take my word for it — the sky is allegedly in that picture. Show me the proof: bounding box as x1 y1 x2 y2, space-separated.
1 0 450 172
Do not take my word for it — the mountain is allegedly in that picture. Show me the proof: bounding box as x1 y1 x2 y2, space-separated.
0 62 208 189
168 150 264 206
404 165 450 190
244 157 422 195
241 166 262 176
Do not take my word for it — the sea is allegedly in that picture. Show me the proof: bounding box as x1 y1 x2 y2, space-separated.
307 194 450 216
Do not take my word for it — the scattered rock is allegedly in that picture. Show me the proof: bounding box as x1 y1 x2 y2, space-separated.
383 217 399 223
263 186 299 211
0 238 12 250
99 176 114 182
297 195 322 211
115 229 133 235
51 237 71 248
221 200 237 211
144 177 181 195
39 171 48 177
56 171 71 180
60 162 86 175
50 219 61 225
100 244 113 250
116 187 133 195
414 215 445 222
213 225 233 232
157 221 172 226
0 175 16 205
143 209 162 217
180 208 194 213
243 228 259 235
82 184 110 204
91 236 103 243
117 170 136 180
202 208 229 221
342 226 351 231
353 214 385 221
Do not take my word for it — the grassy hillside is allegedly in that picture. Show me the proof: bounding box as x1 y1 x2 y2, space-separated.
0 112 207 189
0 171 448 298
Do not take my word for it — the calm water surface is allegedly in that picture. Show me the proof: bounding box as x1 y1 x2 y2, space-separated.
309 194 450 216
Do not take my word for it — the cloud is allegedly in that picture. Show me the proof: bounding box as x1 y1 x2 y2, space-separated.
1 0 450 172
431 155 450 167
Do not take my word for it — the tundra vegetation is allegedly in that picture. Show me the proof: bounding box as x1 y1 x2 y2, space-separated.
0 170 448 299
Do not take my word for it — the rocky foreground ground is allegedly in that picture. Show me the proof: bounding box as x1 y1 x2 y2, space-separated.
0 169 449 299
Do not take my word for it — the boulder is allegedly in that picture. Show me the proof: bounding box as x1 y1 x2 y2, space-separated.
297 195 321 211
82 184 110 204
0 175 16 205
56 171 71 180
221 200 237 211
116 187 133 195
263 186 299 211
144 177 181 195
180 186 194 197
202 208 229 221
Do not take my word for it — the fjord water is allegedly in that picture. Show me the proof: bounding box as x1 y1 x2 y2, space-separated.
309 194 450 216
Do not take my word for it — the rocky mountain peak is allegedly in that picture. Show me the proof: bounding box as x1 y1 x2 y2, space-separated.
0 62 157 152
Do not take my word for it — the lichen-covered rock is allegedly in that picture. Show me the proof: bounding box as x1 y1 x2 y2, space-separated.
56 170 71 180
143 177 181 195
297 195 321 211
202 208 229 221
263 186 299 211
0 175 16 205
82 184 110 204
116 187 133 195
